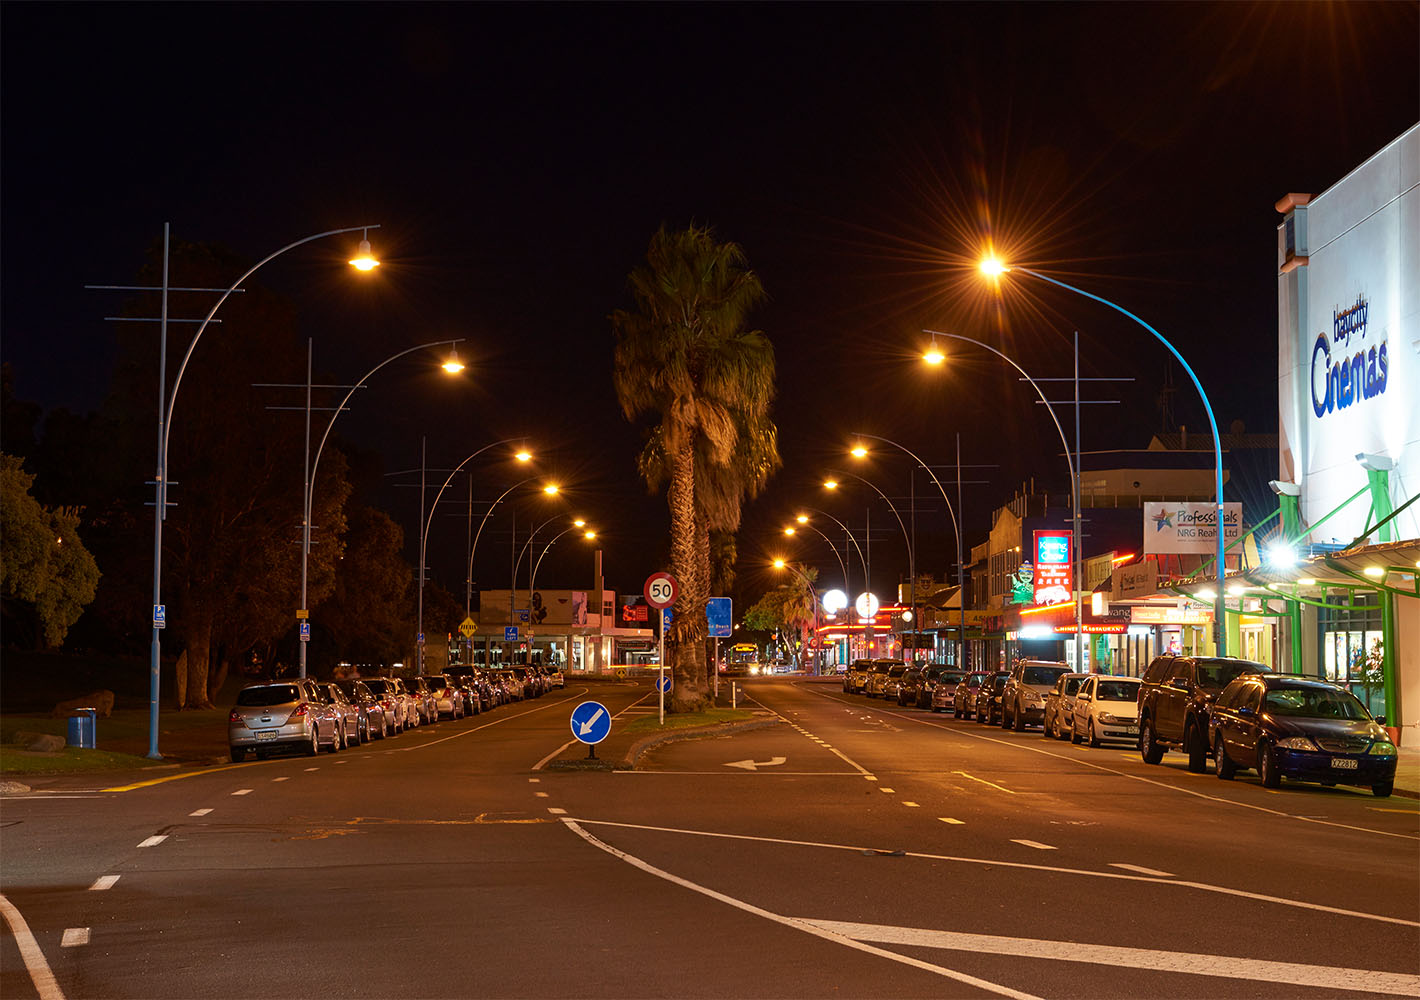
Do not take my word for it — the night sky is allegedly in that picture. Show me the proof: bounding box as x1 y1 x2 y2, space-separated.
4 3 1417 610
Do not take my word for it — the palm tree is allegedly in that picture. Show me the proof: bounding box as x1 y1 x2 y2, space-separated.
612 226 777 710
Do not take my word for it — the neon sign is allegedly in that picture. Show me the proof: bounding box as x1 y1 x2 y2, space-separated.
1032 530 1072 605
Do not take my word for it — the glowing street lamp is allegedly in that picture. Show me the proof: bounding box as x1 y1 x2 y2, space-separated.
348 231 380 271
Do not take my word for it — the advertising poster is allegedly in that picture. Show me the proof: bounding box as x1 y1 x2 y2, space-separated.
1143 502 1242 555
1032 530 1072 605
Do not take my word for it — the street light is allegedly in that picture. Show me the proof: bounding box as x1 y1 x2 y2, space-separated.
981 258 1229 654
772 559 821 673
144 223 378 759
832 465 918 659
529 523 599 600
785 523 847 586
298 338 466 679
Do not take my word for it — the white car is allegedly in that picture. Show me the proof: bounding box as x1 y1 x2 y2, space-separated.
1071 675 1142 747
1043 672 1090 740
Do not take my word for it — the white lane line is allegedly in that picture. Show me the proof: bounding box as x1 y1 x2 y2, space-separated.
231 789 253 796
189 808 213 817
798 918 1420 997
902 802 921 808
805 687 1416 842
0 893 64 999
745 695 875 777
614 771 862 776
303 767 319 772
547 807 567 815
272 777 289 782
528 778 541 783
952 770 1016 794
864 775 877 781
60 928 89 948
1110 863 1175 878
535 792 549 798
89 875 120 891
879 787 896 794
137 835 167 848
561 818 1041 1000
938 818 965 825
571 817 1419 927
1011 839 1057 851
407 688 598 756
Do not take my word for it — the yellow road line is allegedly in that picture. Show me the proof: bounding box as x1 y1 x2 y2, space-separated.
104 761 256 792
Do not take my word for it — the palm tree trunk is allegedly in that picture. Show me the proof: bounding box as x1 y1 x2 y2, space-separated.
667 445 707 712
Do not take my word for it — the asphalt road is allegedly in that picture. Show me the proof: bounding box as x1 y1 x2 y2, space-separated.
3 678 1417 999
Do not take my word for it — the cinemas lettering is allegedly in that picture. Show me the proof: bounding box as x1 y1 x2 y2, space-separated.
1311 294 1388 418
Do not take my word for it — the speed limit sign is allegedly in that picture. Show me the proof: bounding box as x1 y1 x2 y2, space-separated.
644 571 678 609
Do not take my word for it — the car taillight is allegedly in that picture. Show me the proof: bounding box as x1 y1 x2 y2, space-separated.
229 710 246 726
285 702 309 724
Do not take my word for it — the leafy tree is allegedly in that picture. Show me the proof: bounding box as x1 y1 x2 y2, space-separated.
613 226 778 710
313 504 413 668
742 564 817 669
1 454 100 647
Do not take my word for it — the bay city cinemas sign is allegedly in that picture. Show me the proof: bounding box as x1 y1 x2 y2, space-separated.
1143 502 1242 555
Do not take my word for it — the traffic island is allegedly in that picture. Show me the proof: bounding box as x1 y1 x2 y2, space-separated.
545 709 780 772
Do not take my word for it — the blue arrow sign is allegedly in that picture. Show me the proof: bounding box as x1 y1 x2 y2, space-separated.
505 625 519 642
570 701 611 745
706 596 733 638
299 622 311 643
656 675 671 693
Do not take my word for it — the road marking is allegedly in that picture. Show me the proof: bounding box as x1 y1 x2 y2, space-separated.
572 817 1419 927
902 802 921 808
89 875 120 891
137 835 167 848
189 808 212 817
535 791 549 798
528 778 541 783
864 775 877 781
798 918 1420 997
60 928 88 948
303 767 318 772
745 695 876 777
938 818 964 825
725 757 787 771
1011 839 1056 851
561 819 1041 1000
273 777 289 782
0 893 64 1000
104 760 257 793
952 770 1016 794
1369 807 1419 813
231 789 253 796
879 787 895 794
615 771 863 776
548 807 567 815
1110 863 1175 878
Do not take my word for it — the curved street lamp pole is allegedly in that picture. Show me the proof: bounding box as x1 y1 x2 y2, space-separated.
773 560 821 672
829 469 918 655
146 223 377 759
798 507 868 585
986 263 1228 655
919 329 1082 671
786 522 847 588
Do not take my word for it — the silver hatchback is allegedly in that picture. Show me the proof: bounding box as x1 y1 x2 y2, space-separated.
228 679 340 761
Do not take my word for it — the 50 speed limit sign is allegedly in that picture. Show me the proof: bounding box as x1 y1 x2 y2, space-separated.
644 571 678 609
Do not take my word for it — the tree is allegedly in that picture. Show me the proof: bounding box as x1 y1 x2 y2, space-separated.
313 504 414 669
1 454 100 647
743 564 817 669
613 225 778 711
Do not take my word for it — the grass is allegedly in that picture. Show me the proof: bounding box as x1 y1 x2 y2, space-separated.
1 706 231 776
622 708 754 736
0 745 172 775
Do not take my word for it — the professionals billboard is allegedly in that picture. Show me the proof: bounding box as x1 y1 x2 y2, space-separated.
1142 502 1243 554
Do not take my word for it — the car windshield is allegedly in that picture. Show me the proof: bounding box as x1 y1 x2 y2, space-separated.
236 685 300 706
1265 687 1370 720
1063 677 1085 694
363 680 389 694
888 667 907 677
1096 680 1140 701
1024 666 1068 685
1196 659 1270 690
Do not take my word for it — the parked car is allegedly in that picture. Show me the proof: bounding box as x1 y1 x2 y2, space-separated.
844 659 875 694
360 677 407 733
336 679 390 739
422 673 464 719
1042 672 1089 739
1139 655 1271 772
926 668 967 712
1071 675 1142 746
864 659 902 699
405 676 438 725
1002 659 1072 731
1210 675 1397 796
228 679 340 761
322 681 368 745
881 662 911 703
952 670 990 719
451 673 483 714
976 671 1011 725
546 666 566 689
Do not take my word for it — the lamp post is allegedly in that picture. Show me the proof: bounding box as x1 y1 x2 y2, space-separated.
918 330 1082 671
829 467 918 658
295 337 465 679
982 259 1228 655
530 525 597 597
143 224 378 759
773 559 820 673
784 522 846 586
465 478 552 617
796 507 868 585
509 499 565 630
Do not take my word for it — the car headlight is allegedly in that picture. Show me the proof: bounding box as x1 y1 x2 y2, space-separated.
1098 712 1118 725
1275 736 1318 751
1368 741 1397 756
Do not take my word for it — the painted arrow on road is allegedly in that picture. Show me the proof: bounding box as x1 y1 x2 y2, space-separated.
724 756 786 771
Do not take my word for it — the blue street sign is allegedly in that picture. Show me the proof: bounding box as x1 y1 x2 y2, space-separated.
656 675 671 693
518 609 530 623
706 597 733 638
570 701 611 745
299 622 311 643
505 626 519 642
662 608 674 625
153 605 166 629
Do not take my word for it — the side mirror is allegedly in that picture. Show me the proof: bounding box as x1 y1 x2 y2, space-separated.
1375 714 1387 726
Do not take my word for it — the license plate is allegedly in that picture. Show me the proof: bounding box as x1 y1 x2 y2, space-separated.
1126 726 1139 735
1330 757 1358 770
255 730 278 741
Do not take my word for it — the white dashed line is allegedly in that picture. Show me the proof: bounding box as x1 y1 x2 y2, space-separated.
61 927 89 947
137 835 167 848
304 767 319 772
864 775 877 781
189 808 213 817
1110 863 1175 878
89 875 120 891
879 787 895 794
902 802 921 808
548 807 567 815
535 792 549 798
938 818 964 825
529 778 541 783
272 777 289 782
1011 839 1056 851
232 789 253 796
952 771 1016 794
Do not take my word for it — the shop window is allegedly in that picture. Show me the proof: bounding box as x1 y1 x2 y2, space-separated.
1318 594 1385 715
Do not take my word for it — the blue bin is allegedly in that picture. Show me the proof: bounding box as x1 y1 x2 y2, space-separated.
66 709 97 749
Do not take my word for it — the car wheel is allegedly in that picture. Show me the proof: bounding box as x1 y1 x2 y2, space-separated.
1214 734 1236 779
1140 718 1164 765
1185 721 1207 773
1000 706 1011 729
1372 780 1394 798
1259 743 1281 788
1088 719 1101 748
1070 721 1082 745
306 726 319 756
1014 702 1026 732
359 717 369 744
230 747 246 763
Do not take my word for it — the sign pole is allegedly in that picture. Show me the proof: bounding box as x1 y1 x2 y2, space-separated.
658 609 666 725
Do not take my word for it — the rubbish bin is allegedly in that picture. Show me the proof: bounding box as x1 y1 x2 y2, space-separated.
66 708 97 749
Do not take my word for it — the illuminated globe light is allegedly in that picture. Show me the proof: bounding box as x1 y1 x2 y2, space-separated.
901 610 913 623
855 591 880 619
822 589 848 614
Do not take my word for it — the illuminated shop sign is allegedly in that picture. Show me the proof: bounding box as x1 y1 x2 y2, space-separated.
1032 531 1072 605
1311 295 1388 418
1130 606 1213 625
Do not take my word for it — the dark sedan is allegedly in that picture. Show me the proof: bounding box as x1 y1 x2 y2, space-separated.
1209 674 1398 796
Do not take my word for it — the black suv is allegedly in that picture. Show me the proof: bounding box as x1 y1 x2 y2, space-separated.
1138 654 1271 772
976 670 1011 726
